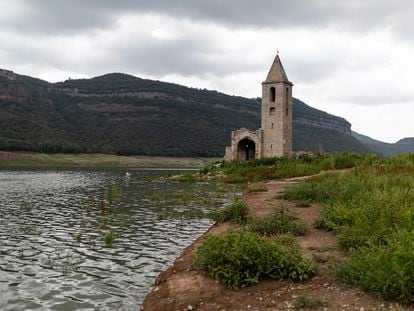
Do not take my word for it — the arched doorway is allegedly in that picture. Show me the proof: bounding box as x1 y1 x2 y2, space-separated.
237 138 256 161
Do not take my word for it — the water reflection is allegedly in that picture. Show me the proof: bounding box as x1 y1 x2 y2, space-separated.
0 169 233 310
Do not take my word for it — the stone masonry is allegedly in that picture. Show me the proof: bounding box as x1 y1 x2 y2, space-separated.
224 54 293 160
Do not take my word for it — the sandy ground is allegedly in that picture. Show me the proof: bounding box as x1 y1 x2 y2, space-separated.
141 174 411 311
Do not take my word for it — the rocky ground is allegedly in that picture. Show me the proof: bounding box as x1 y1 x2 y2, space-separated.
141 175 410 311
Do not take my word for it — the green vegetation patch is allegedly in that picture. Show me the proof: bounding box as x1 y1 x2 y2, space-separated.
208 200 248 224
283 153 414 301
248 207 307 236
293 295 328 309
199 153 365 184
194 231 315 288
336 230 414 302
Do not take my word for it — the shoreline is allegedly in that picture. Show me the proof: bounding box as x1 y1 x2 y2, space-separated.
0 151 218 168
141 176 391 311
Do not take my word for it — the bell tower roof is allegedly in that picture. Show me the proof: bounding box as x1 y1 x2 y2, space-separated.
263 53 291 84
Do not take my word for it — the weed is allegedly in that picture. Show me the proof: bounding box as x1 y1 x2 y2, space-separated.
336 230 414 302
19 225 36 234
194 231 315 288
20 201 33 212
174 190 195 203
208 201 248 224
104 231 116 247
75 233 82 243
248 207 307 236
215 153 365 184
150 193 164 202
293 295 328 309
283 153 414 301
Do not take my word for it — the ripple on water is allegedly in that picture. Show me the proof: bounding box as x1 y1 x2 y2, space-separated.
0 169 229 310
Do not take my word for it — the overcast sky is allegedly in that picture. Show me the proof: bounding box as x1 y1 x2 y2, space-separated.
1 0 413 142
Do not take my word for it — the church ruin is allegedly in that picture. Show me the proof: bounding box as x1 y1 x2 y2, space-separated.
224 53 293 161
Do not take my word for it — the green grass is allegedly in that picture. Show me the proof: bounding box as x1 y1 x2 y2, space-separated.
104 231 116 247
194 231 315 288
283 153 414 301
208 201 248 224
293 295 328 309
215 153 365 183
336 230 414 302
247 207 307 236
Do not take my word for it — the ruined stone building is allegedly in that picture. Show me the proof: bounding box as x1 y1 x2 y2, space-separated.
224 54 293 161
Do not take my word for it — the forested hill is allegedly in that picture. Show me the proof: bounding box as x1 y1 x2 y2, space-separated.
353 132 414 156
0 69 374 156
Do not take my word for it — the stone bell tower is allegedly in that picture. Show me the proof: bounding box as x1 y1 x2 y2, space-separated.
224 53 293 161
261 53 293 157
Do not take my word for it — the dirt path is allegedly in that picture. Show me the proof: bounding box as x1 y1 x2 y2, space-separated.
142 176 406 311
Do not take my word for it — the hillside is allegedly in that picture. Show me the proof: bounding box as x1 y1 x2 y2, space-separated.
0 69 372 156
353 132 414 156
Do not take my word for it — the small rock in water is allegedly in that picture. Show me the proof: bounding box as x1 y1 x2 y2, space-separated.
187 305 193 310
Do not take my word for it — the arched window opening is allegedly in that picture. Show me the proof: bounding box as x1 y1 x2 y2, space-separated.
271 123 274 129
286 107 288 116
270 87 275 102
269 107 275 116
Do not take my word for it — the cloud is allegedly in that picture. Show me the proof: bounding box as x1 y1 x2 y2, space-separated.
0 1 413 142
2 0 413 36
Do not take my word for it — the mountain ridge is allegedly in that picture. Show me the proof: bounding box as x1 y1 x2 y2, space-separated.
0 69 411 156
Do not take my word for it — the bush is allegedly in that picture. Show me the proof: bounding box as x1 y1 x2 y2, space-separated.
208 201 248 224
248 207 307 236
194 231 315 287
336 230 414 302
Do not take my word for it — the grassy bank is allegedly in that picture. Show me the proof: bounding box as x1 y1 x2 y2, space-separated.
0 151 217 168
190 152 414 301
177 152 367 183
283 153 414 302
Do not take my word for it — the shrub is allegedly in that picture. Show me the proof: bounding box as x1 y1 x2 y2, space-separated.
208 201 248 224
248 207 307 236
194 231 315 287
336 230 414 302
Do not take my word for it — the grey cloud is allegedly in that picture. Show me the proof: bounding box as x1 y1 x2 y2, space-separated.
4 0 414 36
87 36 259 78
288 59 341 83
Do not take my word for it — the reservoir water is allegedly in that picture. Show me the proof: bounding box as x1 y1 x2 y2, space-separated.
0 169 232 310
